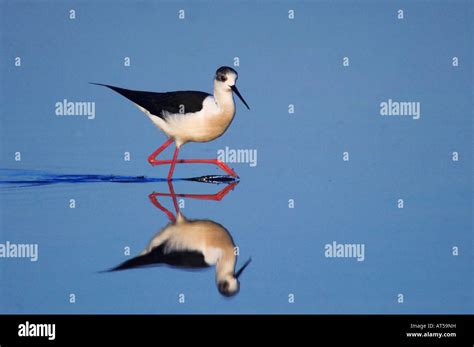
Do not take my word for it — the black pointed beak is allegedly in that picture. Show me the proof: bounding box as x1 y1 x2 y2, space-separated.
235 257 252 279
230 85 250 110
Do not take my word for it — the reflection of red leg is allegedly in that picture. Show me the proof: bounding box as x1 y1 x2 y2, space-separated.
149 181 238 220
147 138 174 166
167 146 179 181
175 181 239 201
148 193 176 223
151 181 239 202
167 181 180 213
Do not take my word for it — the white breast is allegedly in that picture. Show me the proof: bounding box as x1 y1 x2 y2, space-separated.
203 247 223 265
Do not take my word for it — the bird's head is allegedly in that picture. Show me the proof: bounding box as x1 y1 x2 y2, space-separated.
216 257 251 298
217 276 240 297
215 66 250 110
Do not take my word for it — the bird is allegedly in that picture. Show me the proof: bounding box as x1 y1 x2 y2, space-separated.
107 183 251 297
109 213 252 297
91 66 250 180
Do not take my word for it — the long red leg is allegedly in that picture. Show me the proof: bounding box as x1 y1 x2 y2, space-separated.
150 158 238 177
147 138 174 166
147 139 238 177
167 146 179 181
176 159 238 177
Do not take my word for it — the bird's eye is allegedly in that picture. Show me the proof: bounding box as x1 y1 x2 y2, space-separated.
217 74 227 82
218 281 229 294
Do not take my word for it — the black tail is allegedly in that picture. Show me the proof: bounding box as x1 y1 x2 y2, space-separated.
105 254 152 272
89 82 166 119
90 82 210 118
102 243 209 273
101 243 168 273
89 82 131 96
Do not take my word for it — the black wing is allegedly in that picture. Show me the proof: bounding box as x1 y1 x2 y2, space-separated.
91 83 210 120
107 242 209 272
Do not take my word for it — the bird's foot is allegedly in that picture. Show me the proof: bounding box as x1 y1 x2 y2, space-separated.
216 160 239 178
148 157 159 166
148 157 170 167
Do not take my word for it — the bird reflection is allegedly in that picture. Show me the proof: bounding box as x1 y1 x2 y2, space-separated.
108 180 251 297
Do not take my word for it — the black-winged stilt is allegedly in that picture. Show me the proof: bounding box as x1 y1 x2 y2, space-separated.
108 181 251 297
92 66 250 180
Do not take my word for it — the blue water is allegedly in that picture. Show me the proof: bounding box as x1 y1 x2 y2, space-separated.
0 0 472 313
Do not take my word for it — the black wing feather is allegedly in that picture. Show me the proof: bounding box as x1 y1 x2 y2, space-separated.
108 242 209 272
91 83 210 120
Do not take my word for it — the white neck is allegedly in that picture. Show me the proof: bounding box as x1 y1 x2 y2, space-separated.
213 81 235 111
215 249 236 281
